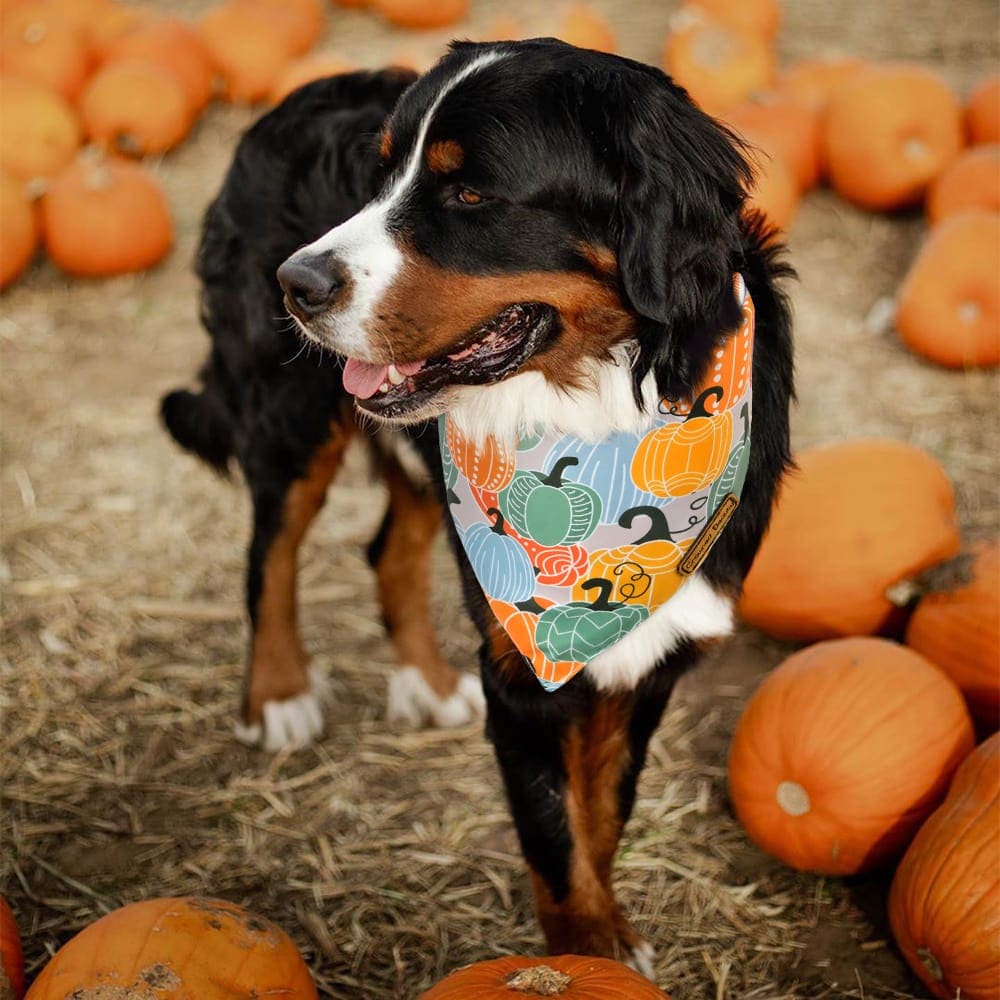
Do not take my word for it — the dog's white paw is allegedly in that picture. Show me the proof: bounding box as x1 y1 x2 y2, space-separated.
387 666 485 728
234 666 329 751
625 940 657 981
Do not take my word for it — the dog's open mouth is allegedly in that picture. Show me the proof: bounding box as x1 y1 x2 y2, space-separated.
343 303 557 418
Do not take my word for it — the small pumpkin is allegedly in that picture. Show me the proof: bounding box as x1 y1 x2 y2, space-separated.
372 0 469 30
896 209 999 369
744 147 799 231
888 733 1000 999
740 438 962 641
663 10 776 116
1 170 38 290
925 144 1000 223
232 0 325 57
822 63 964 211
86 1 152 62
41 150 173 277
420 955 671 999
269 52 354 104
536 577 649 664
631 387 734 498
104 17 215 113
0 896 25 1000
462 508 536 604
0 6 90 102
728 637 975 875
557 4 616 54
684 0 780 40
481 15 524 41
905 540 1000 729
499 456 602 546
777 55 866 113
81 59 194 156
966 74 1000 145
0 76 81 187
25 897 317 999
574 506 693 609
445 422 516 492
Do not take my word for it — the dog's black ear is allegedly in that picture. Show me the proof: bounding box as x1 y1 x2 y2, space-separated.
600 66 752 402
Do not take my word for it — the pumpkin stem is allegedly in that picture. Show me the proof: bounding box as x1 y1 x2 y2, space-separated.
487 507 508 536
515 597 547 614
504 965 573 995
739 402 750 441
686 385 724 420
579 577 619 610
619 504 677 543
538 455 579 487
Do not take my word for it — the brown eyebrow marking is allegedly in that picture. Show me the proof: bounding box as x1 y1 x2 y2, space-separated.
426 139 465 174
379 130 393 160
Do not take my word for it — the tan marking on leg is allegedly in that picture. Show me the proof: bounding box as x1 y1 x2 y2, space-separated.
244 424 353 724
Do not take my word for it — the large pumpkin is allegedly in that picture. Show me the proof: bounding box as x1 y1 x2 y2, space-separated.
896 209 1000 369
25 897 317 999
1 897 24 1000
906 540 1000 728
462 508 536 604
632 387 734 498
445 422 516 491
420 955 671 999
740 438 962 641
888 733 999 999
728 638 975 875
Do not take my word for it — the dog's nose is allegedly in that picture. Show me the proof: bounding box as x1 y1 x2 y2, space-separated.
277 255 344 317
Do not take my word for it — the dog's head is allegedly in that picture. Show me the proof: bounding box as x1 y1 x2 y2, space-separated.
278 39 752 423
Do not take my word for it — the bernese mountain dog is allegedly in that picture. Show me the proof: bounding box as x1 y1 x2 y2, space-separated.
163 39 793 972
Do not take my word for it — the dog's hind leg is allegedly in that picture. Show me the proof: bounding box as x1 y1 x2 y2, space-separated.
367 438 484 728
235 422 354 750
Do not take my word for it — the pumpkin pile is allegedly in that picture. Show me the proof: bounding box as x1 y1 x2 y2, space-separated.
24 897 317 999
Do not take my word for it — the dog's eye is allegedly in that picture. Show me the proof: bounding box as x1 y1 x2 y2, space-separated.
456 187 485 206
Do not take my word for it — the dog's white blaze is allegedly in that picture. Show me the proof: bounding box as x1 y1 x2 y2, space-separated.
585 575 735 692
292 52 505 359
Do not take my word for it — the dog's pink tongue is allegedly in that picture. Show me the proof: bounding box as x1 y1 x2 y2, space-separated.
343 358 389 399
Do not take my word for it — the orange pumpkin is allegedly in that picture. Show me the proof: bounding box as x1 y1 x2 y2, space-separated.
420 955 671 999
888 733 999 999
372 0 469 30
778 55 865 113
25 897 317 999
270 52 354 103
631 387 734 498
85 1 152 61
557 4 616 54
744 147 799 231
104 17 215 113
198 3 295 104
822 63 964 211
729 637 975 875
966 74 1000 145
445 423 516 491
233 0 325 57
906 540 1000 728
725 92 821 192
81 59 194 156
41 150 173 277
925 144 1000 223
481 15 523 41
663 11 776 117
896 209 999 369
0 76 81 186
685 0 780 40
740 439 962 641
0 170 38 289
0 5 89 101
0 897 25 1000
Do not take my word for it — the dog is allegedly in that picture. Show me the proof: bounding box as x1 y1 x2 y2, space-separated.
164 39 793 971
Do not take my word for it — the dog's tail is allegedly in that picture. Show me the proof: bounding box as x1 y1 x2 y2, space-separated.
160 385 235 474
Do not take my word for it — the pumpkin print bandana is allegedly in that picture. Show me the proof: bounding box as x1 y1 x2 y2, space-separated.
441 275 754 691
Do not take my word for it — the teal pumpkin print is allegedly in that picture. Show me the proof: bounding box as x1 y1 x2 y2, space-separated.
536 577 649 663
517 426 545 451
462 508 536 603
499 456 602 546
708 402 750 516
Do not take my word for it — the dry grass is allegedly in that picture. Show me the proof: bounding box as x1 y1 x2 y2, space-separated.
2 0 998 997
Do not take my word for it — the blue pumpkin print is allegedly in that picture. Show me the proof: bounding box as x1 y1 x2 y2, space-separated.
462 508 536 603
546 433 661 525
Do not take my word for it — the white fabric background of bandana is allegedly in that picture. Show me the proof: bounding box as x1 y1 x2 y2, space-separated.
440 274 754 691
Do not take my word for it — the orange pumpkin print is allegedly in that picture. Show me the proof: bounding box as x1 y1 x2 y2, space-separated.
488 597 579 688
573 506 694 609
632 387 734 498
445 423 516 491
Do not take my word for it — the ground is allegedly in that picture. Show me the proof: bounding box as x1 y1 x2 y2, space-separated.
1 0 997 997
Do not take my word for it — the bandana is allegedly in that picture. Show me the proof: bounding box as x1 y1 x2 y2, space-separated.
440 274 754 690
